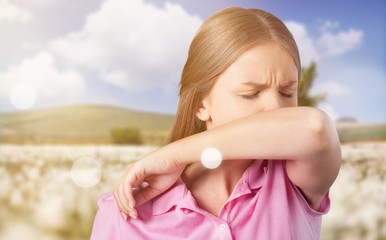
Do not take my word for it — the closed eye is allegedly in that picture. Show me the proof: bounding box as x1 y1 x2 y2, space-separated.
240 92 260 100
280 92 295 98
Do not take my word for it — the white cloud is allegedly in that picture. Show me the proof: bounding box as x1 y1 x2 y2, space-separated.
312 80 351 96
318 28 363 57
50 0 202 92
285 20 364 65
285 21 321 65
0 52 86 101
319 20 340 32
0 0 34 23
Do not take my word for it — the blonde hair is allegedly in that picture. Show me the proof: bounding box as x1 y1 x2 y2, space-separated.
167 7 300 143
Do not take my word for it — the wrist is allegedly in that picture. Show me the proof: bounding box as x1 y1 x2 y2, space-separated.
163 137 199 167
158 141 187 168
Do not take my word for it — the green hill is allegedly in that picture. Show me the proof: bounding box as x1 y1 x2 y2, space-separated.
0 104 385 145
336 122 386 143
0 104 175 145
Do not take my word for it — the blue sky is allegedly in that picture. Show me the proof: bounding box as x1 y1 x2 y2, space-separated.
0 0 385 122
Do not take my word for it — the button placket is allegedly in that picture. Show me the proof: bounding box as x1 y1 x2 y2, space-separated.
216 221 232 240
225 203 231 210
183 209 192 214
219 223 227 231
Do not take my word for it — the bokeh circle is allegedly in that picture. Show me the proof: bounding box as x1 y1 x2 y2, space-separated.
71 157 102 188
201 147 222 169
9 83 37 110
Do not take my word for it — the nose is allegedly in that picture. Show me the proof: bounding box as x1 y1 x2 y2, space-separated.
261 91 282 112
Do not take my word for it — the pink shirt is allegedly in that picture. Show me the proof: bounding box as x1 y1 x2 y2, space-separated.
91 160 330 240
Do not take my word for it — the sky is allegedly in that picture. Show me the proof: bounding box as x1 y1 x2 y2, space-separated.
0 0 385 122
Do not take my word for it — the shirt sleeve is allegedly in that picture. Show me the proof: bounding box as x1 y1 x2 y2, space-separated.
90 192 124 240
314 191 330 215
282 160 331 216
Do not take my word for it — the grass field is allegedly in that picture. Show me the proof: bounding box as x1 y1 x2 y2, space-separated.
0 142 385 240
0 104 174 145
337 123 386 142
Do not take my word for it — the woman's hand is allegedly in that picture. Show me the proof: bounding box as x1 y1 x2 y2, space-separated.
113 148 186 219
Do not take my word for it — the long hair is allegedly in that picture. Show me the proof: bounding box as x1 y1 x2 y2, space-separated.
166 7 300 144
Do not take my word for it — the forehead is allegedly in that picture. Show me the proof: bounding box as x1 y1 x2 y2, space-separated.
216 42 299 87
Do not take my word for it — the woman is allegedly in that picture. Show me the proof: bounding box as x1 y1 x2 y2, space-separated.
91 7 341 240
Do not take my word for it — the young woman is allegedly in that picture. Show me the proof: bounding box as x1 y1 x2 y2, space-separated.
91 7 341 240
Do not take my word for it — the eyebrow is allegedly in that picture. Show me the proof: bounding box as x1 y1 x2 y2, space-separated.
240 80 298 88
279 80 298 88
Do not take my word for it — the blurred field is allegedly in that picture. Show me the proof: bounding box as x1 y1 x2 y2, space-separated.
0 104 174 145
0 144 156 240
337 122 386 143
321 142 386 240
0 142 385 240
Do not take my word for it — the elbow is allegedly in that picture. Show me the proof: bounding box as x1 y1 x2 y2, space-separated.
303 107 342 184
302 107 340 152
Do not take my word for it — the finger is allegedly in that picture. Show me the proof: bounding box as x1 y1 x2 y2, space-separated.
117 183 140 219
114 182 134 217
122 165 138 208
124 162 148 206
121 163 149 218
133 186 162 207
114 186 128 218
114 164 137 217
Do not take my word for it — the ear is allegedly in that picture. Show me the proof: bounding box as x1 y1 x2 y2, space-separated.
196 98 211 122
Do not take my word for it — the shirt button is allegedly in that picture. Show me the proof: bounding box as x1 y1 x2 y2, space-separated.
225 203 231 210
183 209 191 214
219 223 227 231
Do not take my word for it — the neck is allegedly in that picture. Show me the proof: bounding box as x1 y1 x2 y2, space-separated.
181 159 253 216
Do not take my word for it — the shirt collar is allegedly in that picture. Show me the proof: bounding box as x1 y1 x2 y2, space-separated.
244 159 267 190
151 179 189 216
152 160 267 216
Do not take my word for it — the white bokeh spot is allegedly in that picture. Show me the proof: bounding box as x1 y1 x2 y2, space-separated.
9 83 37 110
71 157 101 188
201 147 222 169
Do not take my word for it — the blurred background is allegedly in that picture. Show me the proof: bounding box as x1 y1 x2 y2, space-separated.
0 0 385 239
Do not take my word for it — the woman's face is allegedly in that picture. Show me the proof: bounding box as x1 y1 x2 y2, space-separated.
198 42 299 129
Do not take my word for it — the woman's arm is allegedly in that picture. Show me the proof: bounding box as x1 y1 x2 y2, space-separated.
115 106 341 216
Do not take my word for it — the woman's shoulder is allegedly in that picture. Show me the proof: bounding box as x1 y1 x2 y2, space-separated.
90 192 125 240
91 191 156 239
91 181 187 240
96 192 115 207
96 192 154 218
96 192 123 214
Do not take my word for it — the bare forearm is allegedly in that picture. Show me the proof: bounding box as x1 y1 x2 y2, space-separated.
115 107 340 213
167 107 337 165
